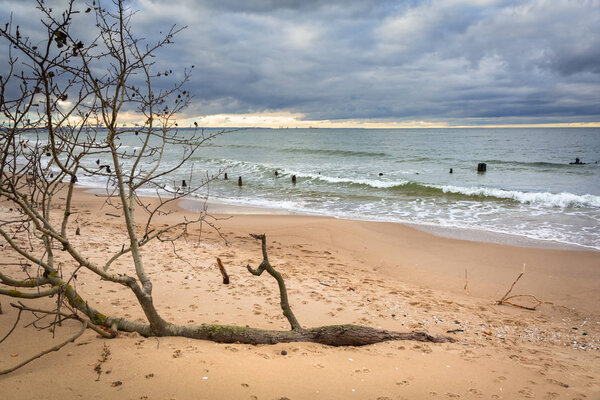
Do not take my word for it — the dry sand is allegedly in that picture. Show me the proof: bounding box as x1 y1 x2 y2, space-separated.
1 189 599 399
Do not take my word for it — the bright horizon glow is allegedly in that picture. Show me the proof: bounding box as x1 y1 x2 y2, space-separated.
156 112 600 129
10 110 597 129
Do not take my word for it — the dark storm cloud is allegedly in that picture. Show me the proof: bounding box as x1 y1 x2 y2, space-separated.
2 0 599 125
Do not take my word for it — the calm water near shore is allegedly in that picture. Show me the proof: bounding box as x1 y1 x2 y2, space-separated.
36 127 600 250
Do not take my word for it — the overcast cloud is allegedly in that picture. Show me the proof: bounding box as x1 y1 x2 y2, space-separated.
2 0 599 126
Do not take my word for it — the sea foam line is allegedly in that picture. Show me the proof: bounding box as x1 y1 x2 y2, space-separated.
436 185 600 208
283 168 600 208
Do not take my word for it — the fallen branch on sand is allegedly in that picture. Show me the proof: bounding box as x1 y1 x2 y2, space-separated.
0 234 455 375
239 234 455 345
496 265 542 311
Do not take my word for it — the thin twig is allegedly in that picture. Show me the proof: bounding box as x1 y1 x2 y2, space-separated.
0 262 33 266
501 294 542 311
0 307 22 344
0 319 87 375
496 264 541 310
11 303 117 338
498 265 526 303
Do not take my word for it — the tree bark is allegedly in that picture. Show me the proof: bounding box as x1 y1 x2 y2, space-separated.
246 234 302 331
216 257 230 284
165 323 454 346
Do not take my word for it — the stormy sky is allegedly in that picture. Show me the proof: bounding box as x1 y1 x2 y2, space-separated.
2 0 600 127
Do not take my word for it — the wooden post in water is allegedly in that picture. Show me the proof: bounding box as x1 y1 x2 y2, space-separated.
477 163 487 173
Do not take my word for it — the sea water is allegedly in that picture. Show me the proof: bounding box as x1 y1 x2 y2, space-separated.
30 127 600 250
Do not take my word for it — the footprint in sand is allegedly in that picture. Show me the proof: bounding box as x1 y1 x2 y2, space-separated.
545 378 569 388
518 388 535 398
354 368 370 373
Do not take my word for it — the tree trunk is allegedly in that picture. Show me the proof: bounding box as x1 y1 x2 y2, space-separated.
165 323 454 346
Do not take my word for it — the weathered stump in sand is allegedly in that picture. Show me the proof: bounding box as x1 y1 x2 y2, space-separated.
216 258 230 285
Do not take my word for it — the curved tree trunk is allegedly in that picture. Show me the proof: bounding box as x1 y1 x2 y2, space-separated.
1 234 455 347
129 234 455 345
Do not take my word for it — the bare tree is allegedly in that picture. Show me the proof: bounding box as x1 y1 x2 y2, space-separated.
0 0 451 374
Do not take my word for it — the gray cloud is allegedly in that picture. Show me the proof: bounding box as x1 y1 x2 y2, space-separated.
2 0 599 125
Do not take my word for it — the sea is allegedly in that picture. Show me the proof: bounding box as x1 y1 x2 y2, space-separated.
43 127 600 250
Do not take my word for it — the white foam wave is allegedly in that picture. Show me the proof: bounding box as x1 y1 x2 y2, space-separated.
437 185 600 208
289 171 408 189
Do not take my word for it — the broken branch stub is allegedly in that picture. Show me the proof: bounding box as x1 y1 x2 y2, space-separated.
246 233 302 331
216 257 230 284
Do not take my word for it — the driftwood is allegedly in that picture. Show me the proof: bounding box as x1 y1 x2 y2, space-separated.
0 237 456 375
496 265 541 310
240 234 454 344
0 235 454 376
216 257 230 284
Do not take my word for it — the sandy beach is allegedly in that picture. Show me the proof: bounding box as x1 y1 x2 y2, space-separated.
1 189 599 399
2 0 599 398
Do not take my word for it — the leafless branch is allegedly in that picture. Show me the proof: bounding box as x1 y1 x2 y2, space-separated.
496 264 542 310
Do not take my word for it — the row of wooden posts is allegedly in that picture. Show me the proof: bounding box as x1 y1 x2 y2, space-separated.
223 171 297 187
450 163 487 173
224 163 488 187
